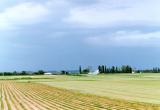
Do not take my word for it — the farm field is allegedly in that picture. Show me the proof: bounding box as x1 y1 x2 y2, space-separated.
0 73 160 110
1 81 159 110
37 74 160 105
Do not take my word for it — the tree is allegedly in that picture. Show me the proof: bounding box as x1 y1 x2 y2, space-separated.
34 70 45 75
111 66 115 73
38 70 45 75
13 71 18 75
104 66 107 73
98 65 102 73
121 65 132 73
99 65 104 73
102 65 105 73
61 70 69 75
82 68 90 74
20 71 27 75
115 66 119 73
79 66 82 74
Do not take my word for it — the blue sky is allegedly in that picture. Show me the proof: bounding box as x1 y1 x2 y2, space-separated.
0 0 160 71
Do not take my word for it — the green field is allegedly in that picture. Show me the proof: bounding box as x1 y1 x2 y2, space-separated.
37 74 160 105
2 73 160 105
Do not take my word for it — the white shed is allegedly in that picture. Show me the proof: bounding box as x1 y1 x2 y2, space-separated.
44 73 52 75
88 70 99 75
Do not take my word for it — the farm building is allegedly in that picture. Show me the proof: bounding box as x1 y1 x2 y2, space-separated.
88 70 99 75
44 72 52 75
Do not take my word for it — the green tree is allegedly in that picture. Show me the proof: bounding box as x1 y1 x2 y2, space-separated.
121 65 132 73
79 66 82 74
34 70 45 75
111 66 115 73
21 71 27 75
82 68 90 74
98 65 102 73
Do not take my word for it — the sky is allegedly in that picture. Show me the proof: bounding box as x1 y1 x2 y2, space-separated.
1 0 160 71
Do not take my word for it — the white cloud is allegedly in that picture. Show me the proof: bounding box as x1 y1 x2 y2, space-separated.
66 0 160 27
0 2 49 30
0 0 74 30
86 31 160 47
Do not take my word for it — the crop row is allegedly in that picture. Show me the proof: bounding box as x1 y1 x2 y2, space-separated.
0 81 159 110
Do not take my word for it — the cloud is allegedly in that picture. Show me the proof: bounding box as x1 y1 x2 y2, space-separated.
66 0 160 27
1 0 160 48
0 2 49 30
86 31 160 47
0 0 77 30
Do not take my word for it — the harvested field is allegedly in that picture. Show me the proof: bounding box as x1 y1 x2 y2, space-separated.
0 81 160 110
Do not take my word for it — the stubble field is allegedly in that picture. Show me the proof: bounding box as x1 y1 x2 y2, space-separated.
0 73 160 110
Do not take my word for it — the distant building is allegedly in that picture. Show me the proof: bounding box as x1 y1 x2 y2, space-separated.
44 72 52 75
88 70 99 75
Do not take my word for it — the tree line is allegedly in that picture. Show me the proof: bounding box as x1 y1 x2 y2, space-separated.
136 67 160 73
0 70 45 76
1 66 160 76
97 65 160 74
98 65 133 73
